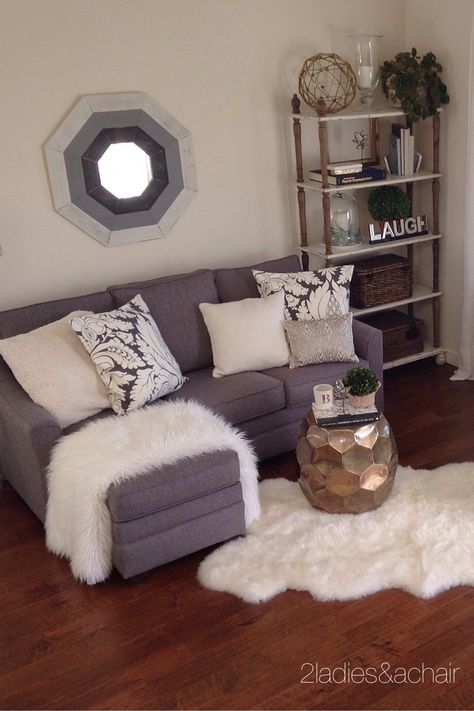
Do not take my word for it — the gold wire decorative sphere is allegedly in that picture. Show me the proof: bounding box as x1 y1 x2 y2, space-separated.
299 53 357 114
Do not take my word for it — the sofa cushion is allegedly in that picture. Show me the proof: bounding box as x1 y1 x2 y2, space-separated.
112 501 245 579
0 311 110 428
199 292 289 377
111 483 244 544
283 314 358 368
71 295 185 415
165 367 285 424
253 265 353 320
107 449 240 523
0 291 113 341
108 269 219 374
64 368 285 435
261 358 368 408
214 254 301 303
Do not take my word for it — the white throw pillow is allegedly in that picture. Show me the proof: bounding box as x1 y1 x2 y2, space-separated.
0 312 110 428
199 291 289 378
71 295 185 415
252 266 353 321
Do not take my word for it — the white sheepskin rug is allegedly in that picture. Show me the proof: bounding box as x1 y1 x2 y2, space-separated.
198 463 474 603
46 400 260 585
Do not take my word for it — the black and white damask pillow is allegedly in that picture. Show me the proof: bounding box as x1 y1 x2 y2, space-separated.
70 295 185 415
252 266 354 321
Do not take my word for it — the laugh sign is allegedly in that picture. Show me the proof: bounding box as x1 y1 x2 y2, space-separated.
369 215 429 243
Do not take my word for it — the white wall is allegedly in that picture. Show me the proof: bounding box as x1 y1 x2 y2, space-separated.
406 0 473 359
0 0 405 310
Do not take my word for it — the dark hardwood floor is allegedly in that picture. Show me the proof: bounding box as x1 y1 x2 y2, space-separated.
1 361 474 710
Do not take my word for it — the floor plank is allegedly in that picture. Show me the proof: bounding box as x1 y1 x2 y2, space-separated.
1 360 474 710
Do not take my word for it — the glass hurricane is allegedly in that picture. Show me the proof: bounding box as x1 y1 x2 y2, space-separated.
329 192 362 249
349 34 383 107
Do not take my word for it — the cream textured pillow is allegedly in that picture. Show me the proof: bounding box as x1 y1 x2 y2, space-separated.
199 292 289 377
0 312 110 428
283 314 359 368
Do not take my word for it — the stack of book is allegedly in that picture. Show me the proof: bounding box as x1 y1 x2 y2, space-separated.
309 161 386 186
384 123 422 176
313 402 380 428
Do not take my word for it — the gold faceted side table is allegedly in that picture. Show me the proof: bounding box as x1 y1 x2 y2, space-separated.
297 410 398 514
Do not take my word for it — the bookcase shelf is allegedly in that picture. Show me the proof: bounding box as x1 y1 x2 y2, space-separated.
290 93 445 369
383 343 445 370
301 233 442 262
350 283 442 317
298 170 442 194
295 104 442 123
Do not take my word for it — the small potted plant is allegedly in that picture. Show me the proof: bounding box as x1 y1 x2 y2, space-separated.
343 367 380 408
368 185 411 228
380 48 449 122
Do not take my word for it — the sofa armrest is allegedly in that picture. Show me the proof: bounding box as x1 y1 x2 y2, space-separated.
0 370 61 438
0 368 62 519
352 319 384 409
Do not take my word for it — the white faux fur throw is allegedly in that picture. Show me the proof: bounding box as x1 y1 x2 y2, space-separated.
45 400 260 584
199 464 474 603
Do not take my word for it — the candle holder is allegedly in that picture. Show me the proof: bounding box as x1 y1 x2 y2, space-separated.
334 379 350 415
349 34 383 107
329 192 361 249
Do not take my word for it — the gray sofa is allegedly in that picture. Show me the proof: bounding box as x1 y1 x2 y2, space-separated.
0 254 383 578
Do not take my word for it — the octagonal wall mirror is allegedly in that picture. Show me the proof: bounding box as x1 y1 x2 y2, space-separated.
45 93 197 246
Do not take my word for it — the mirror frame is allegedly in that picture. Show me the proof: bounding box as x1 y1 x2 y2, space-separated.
45 93 197 247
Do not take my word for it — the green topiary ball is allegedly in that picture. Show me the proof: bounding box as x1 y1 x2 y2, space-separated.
343 367 379 396
368 186 411 222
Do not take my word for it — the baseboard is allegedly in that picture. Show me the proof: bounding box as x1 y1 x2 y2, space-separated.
446 349 459 367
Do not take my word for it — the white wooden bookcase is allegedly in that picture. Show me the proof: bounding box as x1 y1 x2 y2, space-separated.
290 97 445 370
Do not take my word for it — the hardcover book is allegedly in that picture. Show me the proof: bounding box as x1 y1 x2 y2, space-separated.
312 402 380 428
308 166 386 185
327 161 363 176
386 124 420 176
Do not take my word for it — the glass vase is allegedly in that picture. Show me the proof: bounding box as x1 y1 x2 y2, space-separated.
349 34 383 107
329 192 361 249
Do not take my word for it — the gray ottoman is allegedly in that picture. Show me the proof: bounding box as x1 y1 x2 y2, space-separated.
107 449 246 578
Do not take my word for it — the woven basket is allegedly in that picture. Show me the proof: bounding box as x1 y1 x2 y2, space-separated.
350 254 412 309
360 310 424 362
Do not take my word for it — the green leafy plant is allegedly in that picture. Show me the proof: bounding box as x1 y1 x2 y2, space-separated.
380 48 449 122
368 185 411 221
343 367 379 396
